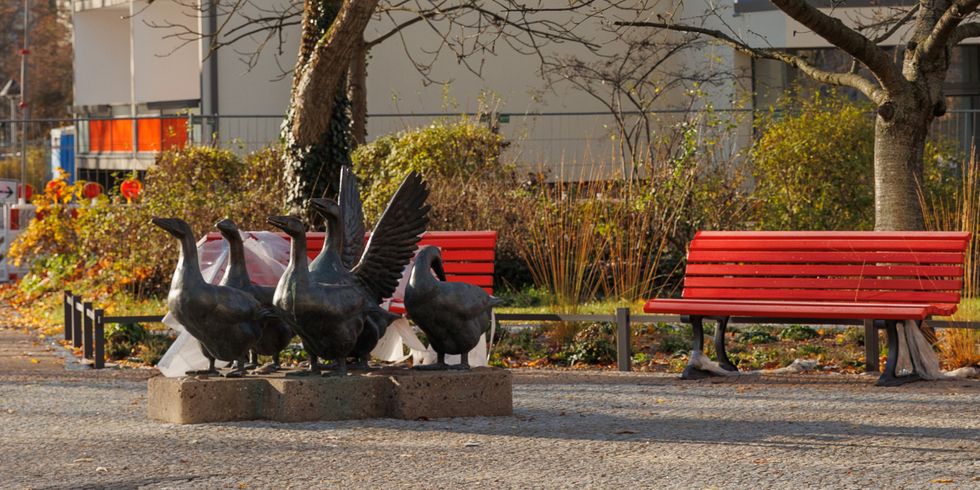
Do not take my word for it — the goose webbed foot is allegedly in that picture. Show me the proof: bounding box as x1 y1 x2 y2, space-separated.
242 351 259 370
414 352 450 370
414 362 449 371
223 362 247 378
285 354 321 377
448 357 471 370
322 358 348 377
252 362 278 375
348 357 372 371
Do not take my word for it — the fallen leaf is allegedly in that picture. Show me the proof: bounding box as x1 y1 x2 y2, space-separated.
655 399 666 404
72 458 94 463
930 479 954 484
30 359 40 364
95 467 108 473
463 441 481 448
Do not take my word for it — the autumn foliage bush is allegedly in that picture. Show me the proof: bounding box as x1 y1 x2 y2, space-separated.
8 147 286 305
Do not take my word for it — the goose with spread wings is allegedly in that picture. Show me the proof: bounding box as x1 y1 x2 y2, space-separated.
308 168 429 368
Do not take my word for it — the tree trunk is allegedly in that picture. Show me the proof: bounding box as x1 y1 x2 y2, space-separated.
283 0 379 216
349 38 368 147
290 0 378 146
873 101 930 231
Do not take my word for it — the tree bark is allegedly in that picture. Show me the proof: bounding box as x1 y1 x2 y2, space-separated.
290 0 379 146
873 99 930 231
283 0 378 216
349 37 368 147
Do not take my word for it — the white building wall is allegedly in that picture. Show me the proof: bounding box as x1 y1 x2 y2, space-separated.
132 0 199 104
72 5 130 106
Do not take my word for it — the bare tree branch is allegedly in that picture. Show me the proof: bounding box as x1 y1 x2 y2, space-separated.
948 20 980 44
768 0 907 94
616 21 884 103
291 0 380 145
918 0 980 60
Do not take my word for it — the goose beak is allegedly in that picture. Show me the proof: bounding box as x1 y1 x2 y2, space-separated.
151 217 184 237
215 218 237 234
266 216 290 231
309 198 330 213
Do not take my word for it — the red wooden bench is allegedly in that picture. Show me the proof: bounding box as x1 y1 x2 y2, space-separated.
643 231 971 386
202 230 497 313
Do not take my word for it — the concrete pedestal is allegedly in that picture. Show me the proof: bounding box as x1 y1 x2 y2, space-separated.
147 367 512 424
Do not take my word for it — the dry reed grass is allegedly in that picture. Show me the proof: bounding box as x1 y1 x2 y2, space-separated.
922 149 980 368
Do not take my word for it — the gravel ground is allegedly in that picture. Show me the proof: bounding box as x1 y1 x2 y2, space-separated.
0 326 978 489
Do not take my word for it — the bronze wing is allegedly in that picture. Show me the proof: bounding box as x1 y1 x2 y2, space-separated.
338 166 366 271
352 171 430 302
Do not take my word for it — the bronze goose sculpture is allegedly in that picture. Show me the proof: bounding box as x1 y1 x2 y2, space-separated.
153 217 267 377
268 215 366 376
307 167 430 368
405 245 504 370
216 219 292 371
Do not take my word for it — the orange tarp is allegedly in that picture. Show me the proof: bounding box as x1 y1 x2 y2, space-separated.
90 117 187 153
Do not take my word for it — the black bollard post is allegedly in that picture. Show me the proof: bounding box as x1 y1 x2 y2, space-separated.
83 302 94 360
616 307 631 372
94 309 105 369
63 291 73 342
72 295 83 349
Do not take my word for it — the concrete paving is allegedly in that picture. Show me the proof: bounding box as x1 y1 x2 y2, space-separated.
0 321 978 489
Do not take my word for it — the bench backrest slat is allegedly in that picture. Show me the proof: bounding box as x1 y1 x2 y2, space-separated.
682 231 970 311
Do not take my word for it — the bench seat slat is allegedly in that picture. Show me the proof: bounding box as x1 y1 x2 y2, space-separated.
682 288 961 304
645 298 930 321
691 239 969 252
685 264 964 277
683 277 962 291
688 250 965 264
648 298 958 316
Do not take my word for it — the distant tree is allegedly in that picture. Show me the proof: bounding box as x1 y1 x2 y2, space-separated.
0 1 72 119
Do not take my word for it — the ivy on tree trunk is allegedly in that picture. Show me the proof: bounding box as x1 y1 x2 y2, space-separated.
283 0 378 217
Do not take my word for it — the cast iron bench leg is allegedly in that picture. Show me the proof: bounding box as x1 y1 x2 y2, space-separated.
681 316 736 379
877 319 922 387
713 316 737 372
681 316 709 379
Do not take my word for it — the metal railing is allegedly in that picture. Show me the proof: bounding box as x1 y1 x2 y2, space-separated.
3 109 979 190
63 290 164 369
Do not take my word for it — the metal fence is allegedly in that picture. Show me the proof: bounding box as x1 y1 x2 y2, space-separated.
1 109 978 188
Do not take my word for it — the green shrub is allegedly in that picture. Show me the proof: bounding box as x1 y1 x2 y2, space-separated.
736 326 779 344
565 322 617 365
751 90 960 230
779 324 819 341
657 333 690 354
797 344 826 356
842 327 866 346
352 119 507 223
